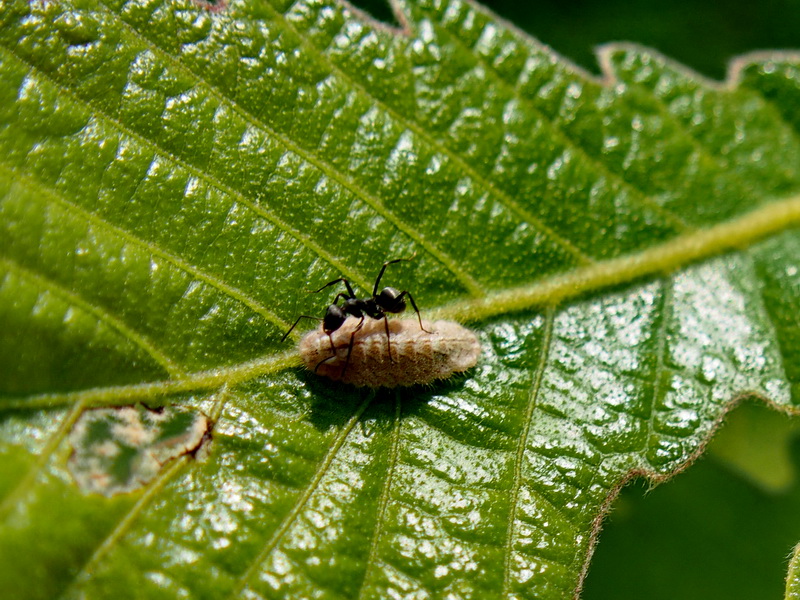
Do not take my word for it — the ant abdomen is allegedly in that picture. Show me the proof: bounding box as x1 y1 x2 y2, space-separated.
299 317 480 388
322 305 347 333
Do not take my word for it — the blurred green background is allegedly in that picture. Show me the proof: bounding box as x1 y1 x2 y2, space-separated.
342 0 800 597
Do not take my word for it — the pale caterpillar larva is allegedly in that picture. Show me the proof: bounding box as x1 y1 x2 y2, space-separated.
298 317 480 388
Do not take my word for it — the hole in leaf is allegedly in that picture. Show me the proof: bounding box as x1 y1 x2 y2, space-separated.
191 0 227 13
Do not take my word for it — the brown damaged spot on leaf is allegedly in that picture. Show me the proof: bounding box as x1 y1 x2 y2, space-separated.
191 0 227 13
67 404 211 496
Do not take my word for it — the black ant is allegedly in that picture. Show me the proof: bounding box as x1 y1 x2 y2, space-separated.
281 257 430 375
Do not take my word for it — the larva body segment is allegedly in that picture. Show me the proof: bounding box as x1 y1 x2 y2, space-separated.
298 317 480 388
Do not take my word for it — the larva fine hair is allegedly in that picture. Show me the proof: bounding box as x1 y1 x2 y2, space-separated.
298 317 481 388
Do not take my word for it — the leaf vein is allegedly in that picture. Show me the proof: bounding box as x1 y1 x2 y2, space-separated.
0 255 184 378
356 394 402 599
608 64 786 215
425 8 693 234
58 456 191 598
6 195 800 413
434 192 800 323
226 394 374 600
745 250 794 396
1 349 299 411
0 161 290 333
0 42 374 294
0 400 86 519
90 0 485 297
645 278 672 465
502 307 554 598
266 0 594 267
56 385 232 599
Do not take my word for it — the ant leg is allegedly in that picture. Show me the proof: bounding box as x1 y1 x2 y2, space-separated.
331 292 351 305
383 315 394 363
314 352 338 373
314 332 341 373
309 278 357 298
340 316 365 379
280 315 322 342
327 332 336 355
394 290 431 333
372 253 417 296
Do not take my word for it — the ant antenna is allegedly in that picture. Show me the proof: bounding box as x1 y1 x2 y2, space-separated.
372 252 417 296
280 315 322 342
307 278 357 298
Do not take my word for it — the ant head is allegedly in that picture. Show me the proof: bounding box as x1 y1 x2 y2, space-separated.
376 287 406 314
323 304 347 333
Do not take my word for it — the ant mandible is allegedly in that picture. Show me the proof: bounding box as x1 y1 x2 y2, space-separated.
281 256 431 374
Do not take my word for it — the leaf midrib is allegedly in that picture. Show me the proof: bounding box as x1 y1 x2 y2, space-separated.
5 192 800 412
440 192 800 323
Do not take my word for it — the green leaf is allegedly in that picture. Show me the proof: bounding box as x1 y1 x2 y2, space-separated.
1 0 800 598
787 542 800 600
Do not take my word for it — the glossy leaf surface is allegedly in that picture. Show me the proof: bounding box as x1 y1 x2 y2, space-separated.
1 0 800 598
